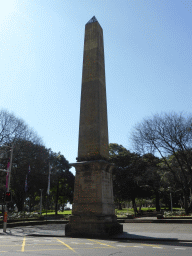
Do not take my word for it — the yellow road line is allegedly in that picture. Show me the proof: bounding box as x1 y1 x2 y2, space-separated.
56 238 80 255
143 244 163 248
88 239 116 248
21 237 26 252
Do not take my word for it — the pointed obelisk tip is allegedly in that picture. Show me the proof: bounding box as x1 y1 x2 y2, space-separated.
86 16 98 25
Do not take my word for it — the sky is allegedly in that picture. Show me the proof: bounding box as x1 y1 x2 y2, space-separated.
0 0 192 175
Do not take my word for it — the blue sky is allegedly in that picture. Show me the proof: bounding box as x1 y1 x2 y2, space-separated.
1 0 192 175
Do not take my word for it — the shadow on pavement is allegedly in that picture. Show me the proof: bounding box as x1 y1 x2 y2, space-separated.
110 237 192 248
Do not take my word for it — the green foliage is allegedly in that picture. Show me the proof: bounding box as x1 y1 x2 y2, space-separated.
0 140 74 213
109 143 152 205
48 152 75 215
109 143 130 156
0 110 75 214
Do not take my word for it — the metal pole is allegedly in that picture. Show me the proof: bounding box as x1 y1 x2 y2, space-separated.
3 204 8 232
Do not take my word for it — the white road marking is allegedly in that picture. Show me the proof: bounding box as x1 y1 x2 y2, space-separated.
153 247 163 249
116 245 126 247
175 248 186 250
134 246 143 248
85 243 94 245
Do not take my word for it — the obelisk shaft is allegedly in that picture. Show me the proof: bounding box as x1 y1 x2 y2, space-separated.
77 17 109 161
65 17 123 237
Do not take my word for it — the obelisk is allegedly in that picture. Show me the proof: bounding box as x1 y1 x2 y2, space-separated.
77 16 109 162
65 16 123 238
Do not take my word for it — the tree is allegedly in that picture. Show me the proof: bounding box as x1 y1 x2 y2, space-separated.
10 140 49 211
109 143 130 156
49 153 74 215
0 110 75 213
0 109 42 146
0 110 43 211
131 112 192 214
141 154 161 211
109 143 145 209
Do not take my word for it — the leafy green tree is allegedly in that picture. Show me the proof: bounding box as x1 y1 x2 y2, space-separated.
109 143 145 209
0 110 74 213
49 153 74 215
10 139 49 211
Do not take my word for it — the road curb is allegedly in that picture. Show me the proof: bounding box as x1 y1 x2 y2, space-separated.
118 219 192 223
1 218 192 229
0 220 68 229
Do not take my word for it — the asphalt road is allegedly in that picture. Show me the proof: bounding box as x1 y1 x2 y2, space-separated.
1 236 192 256
1 223 192 255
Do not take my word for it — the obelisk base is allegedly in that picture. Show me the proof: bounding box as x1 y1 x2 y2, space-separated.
65 214 123 238
65 160 123 238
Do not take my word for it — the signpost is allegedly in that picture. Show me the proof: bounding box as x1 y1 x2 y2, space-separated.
3 212 8 223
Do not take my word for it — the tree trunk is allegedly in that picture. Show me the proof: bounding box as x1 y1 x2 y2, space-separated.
29 198 31 213
55 182 59 215
17 200 24 212
118 202 122 210
131 197 135 209
155 191 160 211
184 192 189 215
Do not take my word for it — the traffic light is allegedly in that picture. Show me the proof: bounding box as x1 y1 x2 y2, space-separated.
5 191 12 202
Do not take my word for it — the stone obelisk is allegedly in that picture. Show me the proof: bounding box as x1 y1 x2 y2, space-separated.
65 16 123 238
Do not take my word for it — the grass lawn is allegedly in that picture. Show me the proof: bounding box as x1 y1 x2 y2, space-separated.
42 210 72 215
1 208 186 218
115 207 185 217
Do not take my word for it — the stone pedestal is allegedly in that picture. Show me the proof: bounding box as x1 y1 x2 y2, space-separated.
65 160 123 237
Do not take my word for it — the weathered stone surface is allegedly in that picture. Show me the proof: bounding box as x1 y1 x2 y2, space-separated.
65 216 123 238
71 160 115 216
77 17 109 162
65 17 123 237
